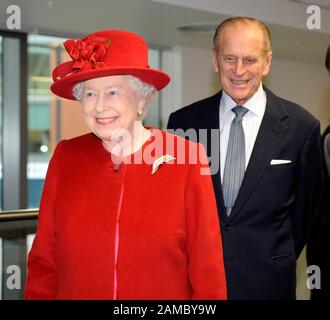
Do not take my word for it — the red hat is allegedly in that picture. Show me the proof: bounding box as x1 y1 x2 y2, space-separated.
50 30 171 100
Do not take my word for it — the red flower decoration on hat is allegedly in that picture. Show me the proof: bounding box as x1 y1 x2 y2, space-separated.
64 36 111 71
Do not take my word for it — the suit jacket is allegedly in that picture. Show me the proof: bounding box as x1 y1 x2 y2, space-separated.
25 129 227 300
167 87 323 299
307 125 330 300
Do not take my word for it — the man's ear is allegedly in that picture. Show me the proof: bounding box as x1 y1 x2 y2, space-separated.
211 49 220 73
263 51 272 76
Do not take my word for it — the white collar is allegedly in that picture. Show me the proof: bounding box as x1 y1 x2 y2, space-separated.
221 82 266 117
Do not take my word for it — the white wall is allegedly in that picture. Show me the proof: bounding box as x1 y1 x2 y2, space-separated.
180 46 219 106
168 45 218 109
265 58 330 131
160 46 218 128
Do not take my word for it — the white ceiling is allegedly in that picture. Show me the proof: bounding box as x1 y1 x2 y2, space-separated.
0 0 329 64
150 0 330 32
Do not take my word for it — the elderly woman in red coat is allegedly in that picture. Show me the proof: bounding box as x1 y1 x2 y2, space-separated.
24 29 227 300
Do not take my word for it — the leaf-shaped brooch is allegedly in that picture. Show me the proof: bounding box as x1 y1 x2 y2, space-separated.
151 154 176 175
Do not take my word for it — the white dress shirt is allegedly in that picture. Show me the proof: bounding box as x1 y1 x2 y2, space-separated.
219 83 267 182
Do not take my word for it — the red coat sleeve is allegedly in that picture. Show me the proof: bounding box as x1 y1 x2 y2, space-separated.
185 142 227 299
24 141 65 299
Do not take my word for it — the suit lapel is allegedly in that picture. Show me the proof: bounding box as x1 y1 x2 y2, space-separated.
196 92 227 219
227 88 289 221
196 92 221 131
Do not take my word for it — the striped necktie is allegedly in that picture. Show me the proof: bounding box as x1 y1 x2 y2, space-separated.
222 106 249 216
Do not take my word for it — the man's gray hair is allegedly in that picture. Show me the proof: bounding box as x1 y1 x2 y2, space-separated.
213 16 272 55
72 75 157 119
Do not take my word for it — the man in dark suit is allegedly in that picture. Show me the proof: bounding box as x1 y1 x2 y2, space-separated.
167 17 323 299
307 44 330 300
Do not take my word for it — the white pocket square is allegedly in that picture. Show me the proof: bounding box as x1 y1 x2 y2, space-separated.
270 159 292 165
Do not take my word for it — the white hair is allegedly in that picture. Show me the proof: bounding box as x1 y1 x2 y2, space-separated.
72 75 157 119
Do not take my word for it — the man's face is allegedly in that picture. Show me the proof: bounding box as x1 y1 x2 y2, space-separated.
212 23 272 105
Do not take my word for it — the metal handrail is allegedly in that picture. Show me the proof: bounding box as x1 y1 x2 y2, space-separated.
0 209 39 222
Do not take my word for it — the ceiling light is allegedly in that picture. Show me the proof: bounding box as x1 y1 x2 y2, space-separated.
177 22 218 32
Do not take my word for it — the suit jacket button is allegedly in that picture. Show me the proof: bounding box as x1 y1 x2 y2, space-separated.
225 224 230 232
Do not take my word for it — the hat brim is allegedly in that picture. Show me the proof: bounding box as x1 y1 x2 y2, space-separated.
51 67 171 100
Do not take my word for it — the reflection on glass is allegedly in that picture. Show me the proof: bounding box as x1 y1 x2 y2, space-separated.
27 35 65 208
0 36 3 211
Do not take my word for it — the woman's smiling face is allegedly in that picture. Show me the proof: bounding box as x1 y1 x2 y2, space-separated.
82 75 144 143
